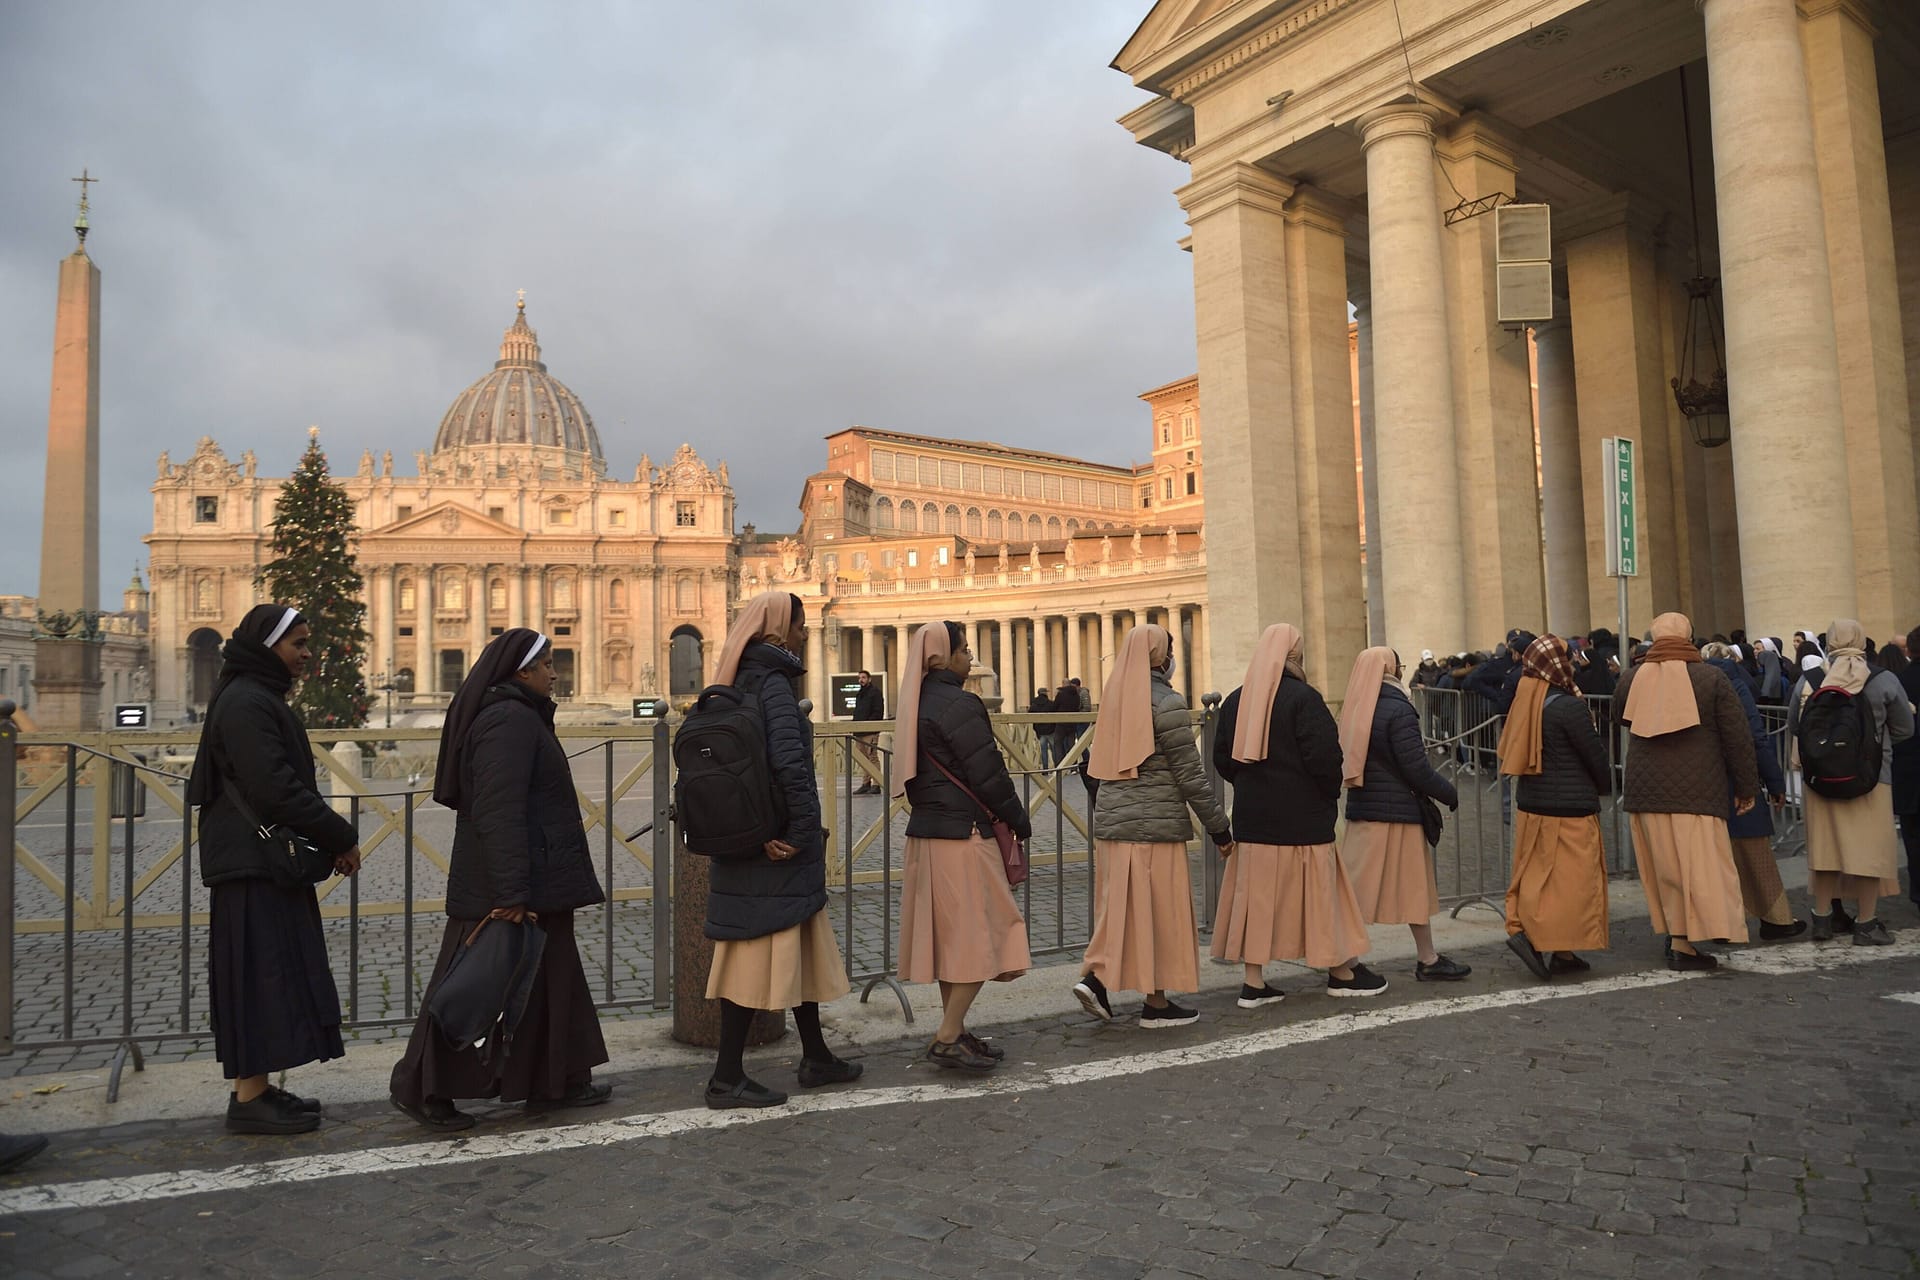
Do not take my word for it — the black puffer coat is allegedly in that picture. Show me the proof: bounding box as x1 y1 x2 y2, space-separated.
197 674 359 886
705 642 829 941
1707 656 1786 838
1514 691 1613 818
1894 664 1920 817
444 681 606 919
1213 676 1343 846
1344 684 1458 825
905 670 1031 841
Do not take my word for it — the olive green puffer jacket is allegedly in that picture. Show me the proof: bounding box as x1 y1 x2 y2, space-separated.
1091 672 1231 845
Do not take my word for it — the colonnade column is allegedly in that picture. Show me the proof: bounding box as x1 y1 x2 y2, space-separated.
1032 615 1052 699
415 567 434 693
580 569 600 702
805 616 828 720
526 569 544 639
469 566 487 667
1350 287 1385 647
1532 318 1589 636
1097 611 1117 694
1191 605 1212 698
1701 0 1857 632
507 567 524 632
1359 103 1467 658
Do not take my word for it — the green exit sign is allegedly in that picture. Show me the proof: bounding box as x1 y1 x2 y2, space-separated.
1602 436 1638 578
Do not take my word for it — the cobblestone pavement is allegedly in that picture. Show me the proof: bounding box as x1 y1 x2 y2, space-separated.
2 914 1917 1279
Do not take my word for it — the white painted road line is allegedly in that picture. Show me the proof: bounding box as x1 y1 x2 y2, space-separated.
1884 991 1920 1006
3 937 1916 1217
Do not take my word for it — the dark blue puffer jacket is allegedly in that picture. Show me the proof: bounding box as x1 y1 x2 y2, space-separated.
1344 684 1458 825
703 642 829 941
1707 656 1785 838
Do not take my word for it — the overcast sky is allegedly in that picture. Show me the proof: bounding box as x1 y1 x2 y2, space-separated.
0 1 1196 597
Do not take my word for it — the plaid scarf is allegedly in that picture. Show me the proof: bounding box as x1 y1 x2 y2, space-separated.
1522 634 1578 694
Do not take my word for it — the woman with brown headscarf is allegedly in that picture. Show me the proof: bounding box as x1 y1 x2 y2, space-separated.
1612 612 1759 969
1211 624 1379 1003
1071 624 1233 1028
1496 634 1613 980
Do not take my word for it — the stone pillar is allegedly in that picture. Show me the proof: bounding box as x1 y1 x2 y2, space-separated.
1176 163 1305 691
1437 114 1546 639
469 566 487 668
382 567 399 683
805 614 828 720
508 567 524 631
1533 319 1590 636
1351 287 1385 647
1008 618 1027 704
1097 610 1117 693
527 569 545 637
1192 605 1213 698
890 624 906 683
1801 0 1919 639
1032 614 1051 698
579 569 600 701
415 566 434 693
1359 103 1467 657
1701 0 1857 633
38 246 101 617
1285 185 1368 689
1703 442 1746 629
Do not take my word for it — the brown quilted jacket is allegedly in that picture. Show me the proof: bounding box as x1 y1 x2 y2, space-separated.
1612 661 1760 816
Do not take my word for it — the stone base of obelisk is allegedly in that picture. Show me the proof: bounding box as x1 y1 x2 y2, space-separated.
671 843 786 1049
31 638 103 735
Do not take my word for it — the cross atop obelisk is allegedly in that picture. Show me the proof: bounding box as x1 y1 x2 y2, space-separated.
71 168 98 248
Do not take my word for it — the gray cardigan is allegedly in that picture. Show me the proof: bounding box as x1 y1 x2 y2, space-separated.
1787 668 1915 786
1091 672 1231 845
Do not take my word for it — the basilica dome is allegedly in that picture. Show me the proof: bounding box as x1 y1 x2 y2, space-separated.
432 298 604 466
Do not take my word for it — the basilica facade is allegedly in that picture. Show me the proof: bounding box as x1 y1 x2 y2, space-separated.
144 301 735 721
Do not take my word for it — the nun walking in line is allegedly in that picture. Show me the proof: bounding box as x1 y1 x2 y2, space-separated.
896 621 1032 1072
190 605 364 1135
1071 624 1234 1028
1336 647 1471 982
391 629 611 1130
701 590 860 1109
1496 635 1613 980
1210 624 1383 1002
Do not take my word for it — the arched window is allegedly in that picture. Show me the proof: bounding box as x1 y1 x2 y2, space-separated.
442 574 465 610
875 497 895 530
922 504 940 533
489 578 506 612
1005 510 1020 533
193 576 216 615
398 578 415 612
986 510 1002 539
965 507 982 537
1066 518 1080 533
944 505 961 534
899 499 917 529
552 575 574 610
676 574 697 613
670 626 704 695
1047 517 1062 539
608 578 627 612
1027 514 1042 540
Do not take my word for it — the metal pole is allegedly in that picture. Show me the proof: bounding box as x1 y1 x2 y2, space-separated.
179 778 192 1035
348 794 361 1023
403 790 416 1016
651 716 671 1009
63 744 77 1041
603 741 615 1004
0 701 15 1054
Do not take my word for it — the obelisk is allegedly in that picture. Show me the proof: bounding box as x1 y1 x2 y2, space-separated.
32 172 105 733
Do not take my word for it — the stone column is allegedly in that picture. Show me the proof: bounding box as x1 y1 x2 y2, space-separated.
1008 618 1027 704
415 567 434 692
1192 605 1213 698
1801 0 1918 638
1097 611 1117 693
508 567 524 631
805 614 828 719
1351 287 1385 647
469 566 487 666
1359 103 1467 657
580 569 600 701
527 568 545 636
1032 614 1051 698
1532 319 1590 636
1176 163 1305 690
382 567 398 682
1701 0 1857 633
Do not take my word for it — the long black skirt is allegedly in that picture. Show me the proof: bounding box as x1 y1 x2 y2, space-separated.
209 878 345 1080
389 910 608 1107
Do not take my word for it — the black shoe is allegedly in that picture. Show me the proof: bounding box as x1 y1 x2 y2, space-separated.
1758 918 1808 942
391 1095 476 1132
1667 948 1718 972
796 1056 864 1087
1506 932 1552 981
1811 912 1835 942
705 1076 789 1109
1237 983 1286 1009
1548 952 1591 975
526 1079 613 1113
1831 903 1856 934
1415 955 1472 982
959 1031 1005 1061
265 1085 322 1115
228 1090 321 1135
926 1038 997 1073
0 1133 49 1174
1072 973 1113 1022
1139 1000 1199 1028
1853 919 1893 947
1327 963 1389 997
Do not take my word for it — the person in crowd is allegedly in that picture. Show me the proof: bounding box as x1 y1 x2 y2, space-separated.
1611 613 1757 970
1467 630 1534 715
1881 641 1910 676
391 629 609 1130
1052 677 1087 772
1497 635 1613 980
1895 626 1920 911
701 590 859 1107
1029 685 1058 768
895 621 1032 1071
1409 649 1445 690
850 668 885 795
1753 637 1786 705
1211 624 1382 1001
1337 647 1470 982
189 605 363 1135
1575 628 1620 698
1702 644 1804 941
1072 624 1233 1027
1789 619 1915 945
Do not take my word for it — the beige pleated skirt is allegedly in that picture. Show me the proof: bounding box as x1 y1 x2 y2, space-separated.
1340 821 1441 925
1628 812 1748 944
705 910 851 1011
1210 842 1372 969
1081 840 1199 995
1804 786 1901 893
1504 812 1610 953
898 834 1031 985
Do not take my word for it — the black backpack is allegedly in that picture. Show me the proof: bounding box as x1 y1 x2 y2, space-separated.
673 684 782 858
1797 683 1882 800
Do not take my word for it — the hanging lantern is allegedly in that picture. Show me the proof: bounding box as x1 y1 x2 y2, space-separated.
1672 274 1730 448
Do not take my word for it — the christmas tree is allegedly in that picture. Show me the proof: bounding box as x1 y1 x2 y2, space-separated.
258 428 371 728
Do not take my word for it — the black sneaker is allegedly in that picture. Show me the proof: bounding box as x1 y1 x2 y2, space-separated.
265 1085 322 1115
959 1031 1005 1061
796 1056 864 1087
0 1133 49 1174
1072 973 1114 1022
1758 918 1807 941
1831 903 1856 934
1853 919 1893 947
391 1095 476 1132
1506 932 1552 981
1139 1000 1199 1028
1668 948 1718 972
1327 963 1389 997
228 1090 321 1135
526 1078 613 1114
1415 955 1472 982
1236 984 1286 1009
1548 952 1591 975
1811 912 1836 942
705 1076 789 1109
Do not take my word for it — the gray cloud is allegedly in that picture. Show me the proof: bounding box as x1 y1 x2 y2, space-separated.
0 0 1193 593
